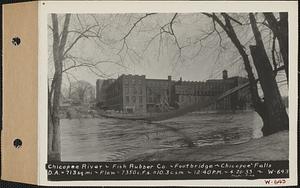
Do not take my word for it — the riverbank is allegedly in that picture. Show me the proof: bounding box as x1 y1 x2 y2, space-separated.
129 130 289 161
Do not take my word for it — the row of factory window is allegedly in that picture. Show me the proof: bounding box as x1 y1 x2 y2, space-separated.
106 89 120 97
123 78 143 85
176 90 223 96
175 85 230 94
124 87 143 95
178 95 231 103
125 96 143 104
147 81 169 87
124 96 160 104
106 84 122 96
124 87 168 96
147 88 168 96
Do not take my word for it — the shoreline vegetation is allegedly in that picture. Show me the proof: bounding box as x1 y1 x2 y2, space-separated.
128 130 288 161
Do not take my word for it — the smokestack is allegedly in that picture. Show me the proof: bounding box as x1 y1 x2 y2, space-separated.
168 76 172 81
223 70 228 80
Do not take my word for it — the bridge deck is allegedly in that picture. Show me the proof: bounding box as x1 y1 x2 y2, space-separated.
148 82 250 121
217 82 250 101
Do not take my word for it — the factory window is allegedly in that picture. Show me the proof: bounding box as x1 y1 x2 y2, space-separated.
124 78 128 85
126 96 130 103
125 87 129 94
139 87 143 95
149 97 152 103
133 87 137 94
138 79 142 85
139 96 143 103
132 79 135 85
132 96 136 103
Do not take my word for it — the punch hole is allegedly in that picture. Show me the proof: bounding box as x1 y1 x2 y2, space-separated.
13 139 22 149
12 37 21 46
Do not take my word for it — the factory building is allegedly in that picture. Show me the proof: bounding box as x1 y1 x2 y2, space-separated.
96 70 251 113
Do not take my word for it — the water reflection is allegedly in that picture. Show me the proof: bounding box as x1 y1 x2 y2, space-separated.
60 111 263 161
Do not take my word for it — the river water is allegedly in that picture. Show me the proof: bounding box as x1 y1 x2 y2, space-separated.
60 111 263 161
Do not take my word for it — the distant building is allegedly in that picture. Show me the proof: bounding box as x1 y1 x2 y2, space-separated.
146 76 173 112
96 70 251 113
174 76 249 111
121 75 147 113
96 79 115 107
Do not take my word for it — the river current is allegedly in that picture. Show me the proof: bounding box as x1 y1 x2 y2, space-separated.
60 111 263 161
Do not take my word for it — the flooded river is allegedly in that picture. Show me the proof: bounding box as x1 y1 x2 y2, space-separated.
60 111 263 161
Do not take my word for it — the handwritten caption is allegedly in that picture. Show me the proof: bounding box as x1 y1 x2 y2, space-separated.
46 161 289 181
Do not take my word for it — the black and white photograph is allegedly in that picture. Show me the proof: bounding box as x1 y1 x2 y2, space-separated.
46 8 292 182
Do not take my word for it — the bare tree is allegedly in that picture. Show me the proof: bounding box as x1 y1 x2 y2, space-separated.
263 13 288 81
202 13 288 135
48 14 71 161
48 14 119 161
119 12 288 136
249 13 288 135
70 80 95 104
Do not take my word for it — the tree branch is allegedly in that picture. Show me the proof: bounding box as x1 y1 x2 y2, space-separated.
122 13 156 40
63 25 100 57
118 13 156 54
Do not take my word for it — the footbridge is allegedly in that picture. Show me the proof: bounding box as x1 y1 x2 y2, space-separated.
146 82 251 122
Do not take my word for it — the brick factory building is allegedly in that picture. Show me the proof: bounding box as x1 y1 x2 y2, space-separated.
96 70 251 113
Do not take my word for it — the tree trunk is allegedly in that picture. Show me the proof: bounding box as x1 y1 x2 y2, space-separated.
50 71 63 161
249 13 288 136
250 46 289 135
263 13 289 82
48 85 54 159
278 13 288 81
48 14 71 161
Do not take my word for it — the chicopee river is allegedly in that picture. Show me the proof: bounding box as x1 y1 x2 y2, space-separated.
60 111 263 161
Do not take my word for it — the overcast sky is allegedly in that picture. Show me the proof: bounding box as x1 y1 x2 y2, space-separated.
48 13 287 96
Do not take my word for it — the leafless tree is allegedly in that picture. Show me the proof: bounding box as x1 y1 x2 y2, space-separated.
69 80 95 104
48 14 71 161
48 14 122 161
201 13 288 136
118 12 288 136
